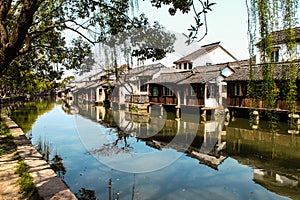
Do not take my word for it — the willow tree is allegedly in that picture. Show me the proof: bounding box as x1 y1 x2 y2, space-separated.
247 0 298 131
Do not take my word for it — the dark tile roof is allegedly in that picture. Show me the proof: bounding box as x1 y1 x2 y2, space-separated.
178 71 220 84
146 71 192 84
147 60 251 85
136 68 162 77
128 63 165 75
173 42 222 64
119 63 166 81
177 60 250 84
257 27 300 46
225 60 300 81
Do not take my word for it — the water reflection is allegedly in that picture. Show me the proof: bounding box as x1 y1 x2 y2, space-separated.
10 98 55 132
11 99 300 199
71 101 300 198
75 102 226 172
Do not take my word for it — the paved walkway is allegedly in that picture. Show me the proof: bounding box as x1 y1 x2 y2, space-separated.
0 152 22 200
0 116 77 200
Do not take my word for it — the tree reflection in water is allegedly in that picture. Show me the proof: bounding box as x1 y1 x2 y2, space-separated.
50 153 66 179
77 188 96 200
88 128 136 157
36 137 52 162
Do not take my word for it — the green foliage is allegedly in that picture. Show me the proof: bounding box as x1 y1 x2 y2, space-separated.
0 119 16 156
0 0 213 86
129 105 139 112
0 119 10 135
102 20 176 66
247 0 298 132
59 76 75 88
10 100 55 133
16 159 37 198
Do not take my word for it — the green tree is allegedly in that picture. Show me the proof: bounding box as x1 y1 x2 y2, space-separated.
247 0 298 131
0 0 215 78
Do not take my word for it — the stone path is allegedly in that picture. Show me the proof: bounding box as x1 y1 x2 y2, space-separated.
0 116 77 200
0 152 22 200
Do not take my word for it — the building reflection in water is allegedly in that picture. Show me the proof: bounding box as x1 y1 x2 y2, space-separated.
71 101 300 199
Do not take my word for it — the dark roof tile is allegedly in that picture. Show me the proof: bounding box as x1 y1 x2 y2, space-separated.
225 60 300 81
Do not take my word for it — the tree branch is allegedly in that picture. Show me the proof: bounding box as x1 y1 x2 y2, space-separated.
29 22 97 45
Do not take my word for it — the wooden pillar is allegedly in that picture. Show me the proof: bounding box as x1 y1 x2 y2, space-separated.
176 90 181 118
176 107 180 118
201 108 207 122
252 110 259 130
288 113 300 134
224 108 230 126
148 105 152 114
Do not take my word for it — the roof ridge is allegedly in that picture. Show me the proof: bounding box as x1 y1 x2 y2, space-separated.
201 41 220 47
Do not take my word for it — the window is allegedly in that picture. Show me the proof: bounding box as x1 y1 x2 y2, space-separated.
152 87 158 96
184 63 187 70
165 87 173 96
190 87 196 96
222 85 227 93
140 84 147 92
271 48 280 62
206 84 216 98
234 83 244 96
198 86 204 97
190 85 203 97
140 78 148 92
189 63 193 69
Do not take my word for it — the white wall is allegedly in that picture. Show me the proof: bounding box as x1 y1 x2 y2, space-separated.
256 42 300 64
193 47 236 67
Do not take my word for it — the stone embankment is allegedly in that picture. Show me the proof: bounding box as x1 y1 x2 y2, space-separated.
3 116 77 200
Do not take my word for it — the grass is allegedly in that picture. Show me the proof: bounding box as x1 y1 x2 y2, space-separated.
0 118 16 156
16 159 38 198
1 116 38 199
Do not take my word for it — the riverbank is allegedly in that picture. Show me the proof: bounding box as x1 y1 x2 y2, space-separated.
0 115 77 200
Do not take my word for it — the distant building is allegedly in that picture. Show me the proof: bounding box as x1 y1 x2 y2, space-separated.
173 42 238 71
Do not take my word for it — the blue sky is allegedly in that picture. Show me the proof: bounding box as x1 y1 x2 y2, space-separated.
138 0 250 60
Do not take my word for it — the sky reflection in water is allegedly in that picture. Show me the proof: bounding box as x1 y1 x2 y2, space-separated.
15 103 299 200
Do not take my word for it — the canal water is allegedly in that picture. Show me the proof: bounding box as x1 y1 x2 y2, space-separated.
10 99 300 200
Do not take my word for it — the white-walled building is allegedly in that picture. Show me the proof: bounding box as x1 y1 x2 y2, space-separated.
173 42 238 70
255 27 300 64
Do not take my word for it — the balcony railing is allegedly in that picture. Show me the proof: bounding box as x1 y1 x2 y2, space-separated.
125 94 149 104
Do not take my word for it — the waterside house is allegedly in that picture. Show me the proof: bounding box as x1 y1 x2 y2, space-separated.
71 42 240 119
111 63 166 110
225 60 300 114
255 27 300 64
73 70 117 105
226 27 300 117
146 61 243 118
